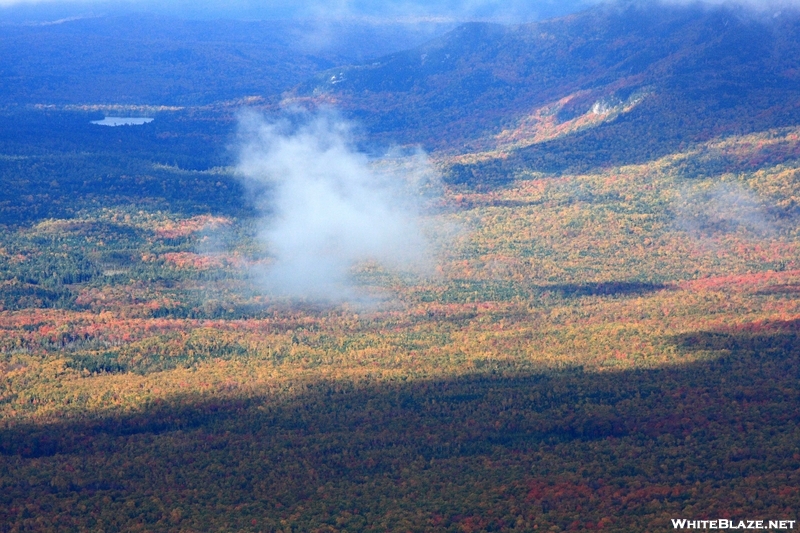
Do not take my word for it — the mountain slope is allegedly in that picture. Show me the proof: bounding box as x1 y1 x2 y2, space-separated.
0 15 455 106
292 4 800 181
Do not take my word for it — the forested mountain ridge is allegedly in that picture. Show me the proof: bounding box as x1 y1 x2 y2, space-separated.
292 4 800 179
0 15 455 106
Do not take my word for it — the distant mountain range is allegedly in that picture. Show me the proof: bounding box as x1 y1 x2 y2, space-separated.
0 15 456 106
288 4 800 181
3 4 800 185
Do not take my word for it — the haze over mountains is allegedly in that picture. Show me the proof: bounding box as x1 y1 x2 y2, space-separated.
0 0 593 107
0 16 460 106
289 4 800 178
3 2 799 162
0 0 591 24
1 2 799 224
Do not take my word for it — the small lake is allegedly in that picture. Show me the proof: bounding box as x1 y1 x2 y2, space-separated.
90 117 154 126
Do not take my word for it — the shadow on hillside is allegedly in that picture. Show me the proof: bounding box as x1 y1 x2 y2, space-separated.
447 89 800 188
542 281 672 297
756 284 800 296
428 279 672 304
5 318 796 460
0 320 798 529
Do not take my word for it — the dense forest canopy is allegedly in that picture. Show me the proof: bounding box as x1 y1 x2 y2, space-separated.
1 2 800 531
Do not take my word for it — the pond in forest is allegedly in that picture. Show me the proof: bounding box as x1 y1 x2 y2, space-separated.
90 117 154 126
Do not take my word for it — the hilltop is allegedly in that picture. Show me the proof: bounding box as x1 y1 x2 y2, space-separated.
291 4 800 182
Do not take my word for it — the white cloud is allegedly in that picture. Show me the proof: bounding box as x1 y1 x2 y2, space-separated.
235 109 437 302
675 182 776 238
0 0 592 23
599 0 800 10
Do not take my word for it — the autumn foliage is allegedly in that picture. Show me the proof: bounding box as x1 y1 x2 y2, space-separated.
2 126 800 531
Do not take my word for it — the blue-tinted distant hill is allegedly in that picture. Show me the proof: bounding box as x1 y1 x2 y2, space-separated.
0 15 455 106
5 2 800 212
